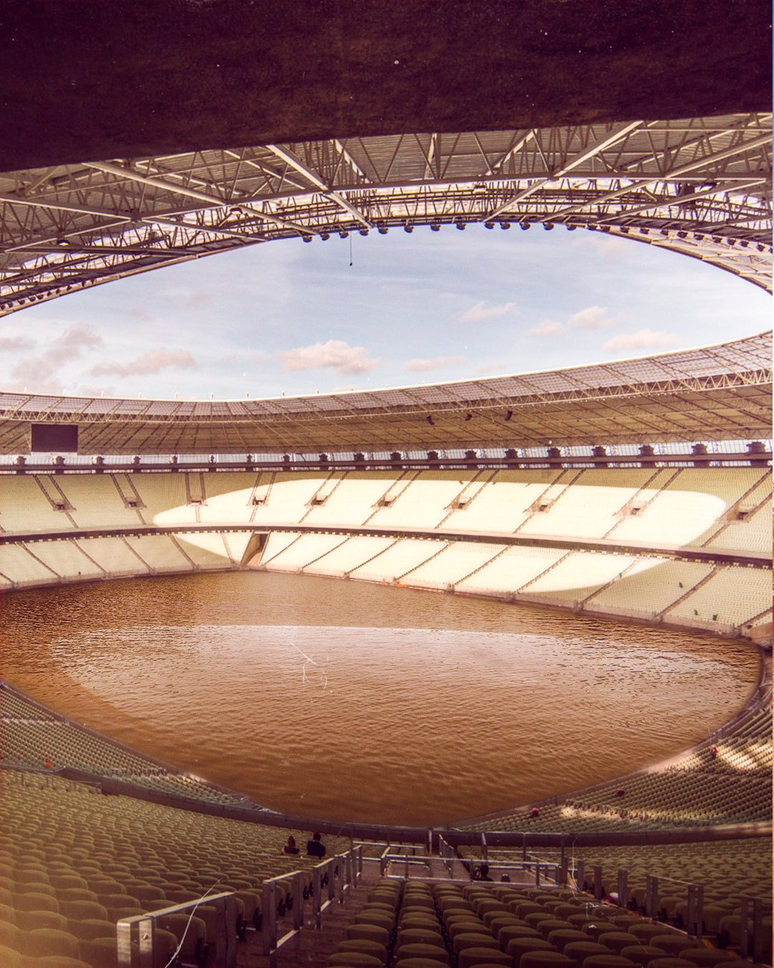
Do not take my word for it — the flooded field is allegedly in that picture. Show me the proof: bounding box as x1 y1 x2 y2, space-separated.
0 571 759 825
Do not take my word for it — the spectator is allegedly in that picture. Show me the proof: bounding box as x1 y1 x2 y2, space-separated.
473 863 493 882
306 832 326 857
283 835 299 855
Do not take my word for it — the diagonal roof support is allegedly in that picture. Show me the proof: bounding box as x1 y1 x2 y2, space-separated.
265 144 372 227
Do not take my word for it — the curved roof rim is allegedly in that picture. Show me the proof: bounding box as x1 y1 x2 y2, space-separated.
2 331 769 409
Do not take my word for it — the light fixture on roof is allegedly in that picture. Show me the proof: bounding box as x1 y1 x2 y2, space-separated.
739 240 749 248
377 224 388 234
505 410 513 421
484 222 494 230
338 229 348 238
320 231 330 241
56 239 70 247
500 221 510 230
359 228 369 236
676 231 687 239
543 222 554 231
473 183 487 194
302 235 312 243
520 221 530 230
404 222 413 233
430 223 441 232
455 220 466 230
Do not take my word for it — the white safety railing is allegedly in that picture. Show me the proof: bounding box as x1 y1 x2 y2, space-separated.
117 892 238 968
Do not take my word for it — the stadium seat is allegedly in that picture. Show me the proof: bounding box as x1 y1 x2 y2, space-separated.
396 945 450 964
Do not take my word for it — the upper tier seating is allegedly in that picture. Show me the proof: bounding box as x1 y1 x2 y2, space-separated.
2 469 768 556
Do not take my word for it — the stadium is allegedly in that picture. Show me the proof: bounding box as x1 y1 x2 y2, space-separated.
0 4 771 968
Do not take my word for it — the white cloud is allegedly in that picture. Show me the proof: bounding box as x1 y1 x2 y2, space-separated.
10 325 103 387
90 348 198 376
279 340 380 375
568 305 614 330
406 355 465 372
603 329 683 353
460 301 515 322
527 320 564 337
0 335 35 352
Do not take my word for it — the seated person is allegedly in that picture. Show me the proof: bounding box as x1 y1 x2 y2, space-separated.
283 835 300 855
306 832 326 857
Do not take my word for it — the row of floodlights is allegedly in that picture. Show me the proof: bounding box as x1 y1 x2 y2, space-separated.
302 223 768 248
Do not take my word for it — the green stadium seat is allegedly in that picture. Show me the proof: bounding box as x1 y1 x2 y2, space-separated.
457 949 512 968
601 932 650 954
15 909 69 932
618 947 668 967
0 945 23 968
15 891 61 915
346 923 390 948
521 953 576 968
24 926 82 958
506 937 559 966
648 936 696 956
336 938 389 961
396 944 450 964
563 940 611 967
678 948 738 968
580 956 637 968
326 954 383 967
547 929 591 951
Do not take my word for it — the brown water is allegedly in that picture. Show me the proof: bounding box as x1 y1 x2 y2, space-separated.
0 572 760 826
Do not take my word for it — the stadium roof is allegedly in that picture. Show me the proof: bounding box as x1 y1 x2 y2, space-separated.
1 1 770 174
0 113 771 316
0 332 769 455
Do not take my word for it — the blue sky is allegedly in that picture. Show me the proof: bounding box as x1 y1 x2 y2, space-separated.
0 227 770 399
